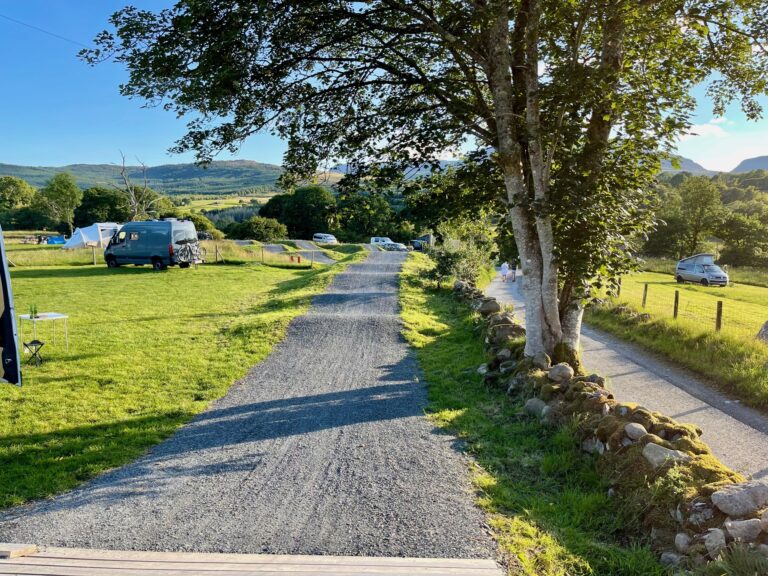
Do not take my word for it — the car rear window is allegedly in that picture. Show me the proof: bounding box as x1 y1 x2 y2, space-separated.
173 224 197 243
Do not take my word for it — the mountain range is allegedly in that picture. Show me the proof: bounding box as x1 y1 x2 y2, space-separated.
2 154 768 195
0 160 283 195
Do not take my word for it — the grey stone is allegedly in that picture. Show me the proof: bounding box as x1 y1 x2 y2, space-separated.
758 544 768 558
724 518 762 542
761 510 768 531
478 298 502 316
601 403 611 416
581 437 598 454
642 442 692 469
506 377 523 395
616 405 630 417
659 551 683 567
674 533 691 554
499 360 517 374
607 487 616 498
524 398 546 418
547 363 574 383
488 322 526 346
711 480 768 518
625 422 648 441
477 364 489 376
532 351 551 370
704 528 726 557
757 320 768 343
688 506 714 527
453 280 466 292
621 437 634 447
496 348 512 362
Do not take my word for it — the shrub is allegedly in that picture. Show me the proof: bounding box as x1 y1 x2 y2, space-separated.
428 242 490 287
229 216 287 241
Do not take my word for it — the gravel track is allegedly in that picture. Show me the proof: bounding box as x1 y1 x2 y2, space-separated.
0 252 493 558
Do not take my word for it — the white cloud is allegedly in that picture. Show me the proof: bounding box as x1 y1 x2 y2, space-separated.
709 117 727 124
679 123 727 140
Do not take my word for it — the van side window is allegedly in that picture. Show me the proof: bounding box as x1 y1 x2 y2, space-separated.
129 232 139 241
115 231 127 243
695 265 703 273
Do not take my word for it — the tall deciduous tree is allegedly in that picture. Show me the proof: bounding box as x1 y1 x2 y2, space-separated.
0 176 36 212
40 173 83 235
678 176 722 255
83 1 768 362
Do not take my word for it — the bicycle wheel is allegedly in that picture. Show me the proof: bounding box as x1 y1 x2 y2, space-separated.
198 246 207 261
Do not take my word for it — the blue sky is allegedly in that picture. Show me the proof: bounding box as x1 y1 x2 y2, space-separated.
0 1 766 172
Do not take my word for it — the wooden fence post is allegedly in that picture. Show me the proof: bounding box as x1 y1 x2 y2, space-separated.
91 246 97 265
716 301 723 332
215 243 220 263
616 277 621 297
642 283 648 308
673 290 679 319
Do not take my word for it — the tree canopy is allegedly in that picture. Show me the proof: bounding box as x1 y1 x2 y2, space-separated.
84 0 768 359
39 173 83 235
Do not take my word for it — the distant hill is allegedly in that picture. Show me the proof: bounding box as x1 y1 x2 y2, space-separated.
0 160 284 195
731 156 768 173
660 156 714 175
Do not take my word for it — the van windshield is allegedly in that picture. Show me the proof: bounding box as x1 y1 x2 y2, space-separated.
703 265 724 274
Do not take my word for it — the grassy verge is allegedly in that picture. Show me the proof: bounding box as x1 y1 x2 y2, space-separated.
400 253 661 576
0 254 359 508
586 270 768 407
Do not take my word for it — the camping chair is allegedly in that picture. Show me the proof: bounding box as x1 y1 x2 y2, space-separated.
23 340 44 366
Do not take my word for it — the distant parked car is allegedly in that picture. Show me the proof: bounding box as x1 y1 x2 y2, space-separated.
370 236 394 246
104 219 199 270
312 233 338 244
382 242 409 252
675 254 729 286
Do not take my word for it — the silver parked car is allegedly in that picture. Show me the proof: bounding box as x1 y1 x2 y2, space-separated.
675 254 729 286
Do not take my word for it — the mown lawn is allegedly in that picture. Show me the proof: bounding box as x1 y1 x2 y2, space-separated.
0 257 357 508
587 271 768 407
400 253 661 576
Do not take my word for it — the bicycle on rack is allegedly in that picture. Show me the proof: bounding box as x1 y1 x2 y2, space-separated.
175 239 207 268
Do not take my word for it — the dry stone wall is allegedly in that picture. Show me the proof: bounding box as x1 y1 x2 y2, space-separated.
452 279 768 570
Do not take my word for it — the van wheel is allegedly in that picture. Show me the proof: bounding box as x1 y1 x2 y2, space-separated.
700 278 709 286
152 258 166 271
179 262 191 269
106 257 119 268
676 275 684 284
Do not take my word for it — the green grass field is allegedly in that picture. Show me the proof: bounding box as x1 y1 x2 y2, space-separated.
0 255 359 509
182 195 268 212
400 254 661 576
587 271 768 407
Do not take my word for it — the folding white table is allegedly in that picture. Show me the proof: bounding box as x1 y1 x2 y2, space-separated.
19 312 69 352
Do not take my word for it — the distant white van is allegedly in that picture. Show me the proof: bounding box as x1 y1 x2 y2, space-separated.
370 236 393 246
312 233 338 244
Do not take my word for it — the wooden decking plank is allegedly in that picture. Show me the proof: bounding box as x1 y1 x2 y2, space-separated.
34 548 499 569
6 556 497 574
0 565 496 576
0 543 38 559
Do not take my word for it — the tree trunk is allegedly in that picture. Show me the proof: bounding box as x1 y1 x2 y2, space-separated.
485 4 563 360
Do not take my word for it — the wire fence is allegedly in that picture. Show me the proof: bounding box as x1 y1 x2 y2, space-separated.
612 279 768 344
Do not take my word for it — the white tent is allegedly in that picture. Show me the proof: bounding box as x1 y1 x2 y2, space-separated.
62 223 121 250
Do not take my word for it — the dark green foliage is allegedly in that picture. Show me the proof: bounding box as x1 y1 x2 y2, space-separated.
74 187 131 227
258 186 336 239
335 191 395 242
228 216 287 241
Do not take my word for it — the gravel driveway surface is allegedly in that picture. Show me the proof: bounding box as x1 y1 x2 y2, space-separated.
487 271 768 479
0 252 493 558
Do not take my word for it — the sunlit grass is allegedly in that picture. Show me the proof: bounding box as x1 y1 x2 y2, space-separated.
400 253 661 576
0 255 357 508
